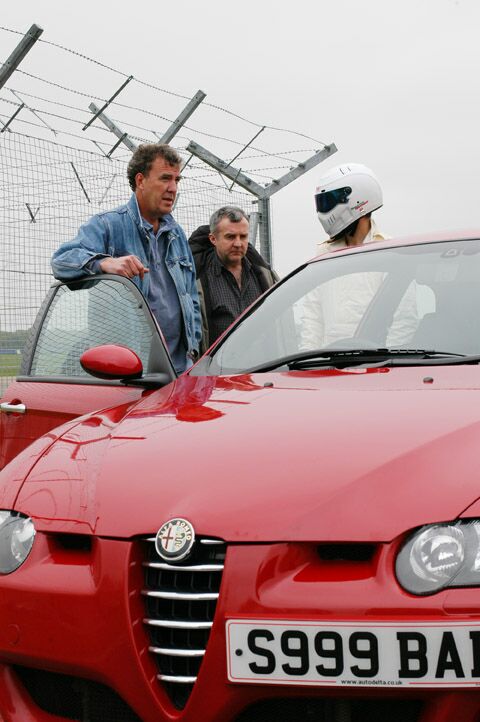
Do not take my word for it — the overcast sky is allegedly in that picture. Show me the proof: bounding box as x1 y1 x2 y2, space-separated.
2 0 480 276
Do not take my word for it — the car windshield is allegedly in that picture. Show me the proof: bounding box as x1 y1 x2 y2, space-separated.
196 238 480 375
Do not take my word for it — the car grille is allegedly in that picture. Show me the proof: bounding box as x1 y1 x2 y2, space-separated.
235 697 424 722
142 535 226 709
13 666 142 722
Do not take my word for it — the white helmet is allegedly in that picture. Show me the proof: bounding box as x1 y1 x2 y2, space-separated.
314 163 383 238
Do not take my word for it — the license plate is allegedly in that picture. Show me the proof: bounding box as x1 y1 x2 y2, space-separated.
226 620 480 687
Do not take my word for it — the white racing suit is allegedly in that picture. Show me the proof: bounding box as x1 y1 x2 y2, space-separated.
300 222 418 350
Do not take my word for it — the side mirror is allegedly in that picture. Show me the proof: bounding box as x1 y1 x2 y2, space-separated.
80 344 143 380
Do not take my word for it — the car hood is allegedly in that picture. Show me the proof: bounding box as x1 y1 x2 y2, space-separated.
12 367 480 542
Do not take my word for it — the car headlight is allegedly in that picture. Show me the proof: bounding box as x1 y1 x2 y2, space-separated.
395 520 480 595
0 511 36 574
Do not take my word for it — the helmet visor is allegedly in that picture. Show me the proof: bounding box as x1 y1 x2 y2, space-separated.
315 186 352 214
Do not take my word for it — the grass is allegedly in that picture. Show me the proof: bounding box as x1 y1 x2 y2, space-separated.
0 354 22 376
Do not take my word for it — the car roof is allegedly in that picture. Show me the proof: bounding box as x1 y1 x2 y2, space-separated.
307 229 480 264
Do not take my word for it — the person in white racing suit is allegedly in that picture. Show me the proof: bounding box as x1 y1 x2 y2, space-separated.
300 163 418 350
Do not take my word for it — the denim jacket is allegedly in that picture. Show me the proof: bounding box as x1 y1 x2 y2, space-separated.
51 195 202 358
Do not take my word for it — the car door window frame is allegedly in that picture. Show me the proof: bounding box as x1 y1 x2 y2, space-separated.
17 275 176 387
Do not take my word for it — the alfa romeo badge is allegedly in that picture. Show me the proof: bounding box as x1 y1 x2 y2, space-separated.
155 518 195 562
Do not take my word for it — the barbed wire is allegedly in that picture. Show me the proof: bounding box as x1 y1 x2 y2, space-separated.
0 25 327 146
0 110 152 151
0 26 136 82
0 114 307 190
2 91 319 163
1 84 320 164
8 72 316 162
1 87 321 173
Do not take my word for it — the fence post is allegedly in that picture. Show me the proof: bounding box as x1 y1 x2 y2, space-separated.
0 24 43 91
88 103 138 153
248 210 259 249
257 198 272 265
157 90 206 144
187 141 337 265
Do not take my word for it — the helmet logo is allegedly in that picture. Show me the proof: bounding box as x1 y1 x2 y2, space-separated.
155 518 195 562
353 200 368 212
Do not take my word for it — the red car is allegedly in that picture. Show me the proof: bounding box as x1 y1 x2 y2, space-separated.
1 232 480 722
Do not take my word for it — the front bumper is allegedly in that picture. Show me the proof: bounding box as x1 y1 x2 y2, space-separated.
0 534 479 722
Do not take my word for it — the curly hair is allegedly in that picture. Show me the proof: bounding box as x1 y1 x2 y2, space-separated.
127 143 183 191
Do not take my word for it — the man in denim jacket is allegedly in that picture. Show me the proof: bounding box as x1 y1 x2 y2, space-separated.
51 143 201 373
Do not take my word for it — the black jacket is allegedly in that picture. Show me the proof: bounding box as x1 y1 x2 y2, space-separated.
188 225 279 352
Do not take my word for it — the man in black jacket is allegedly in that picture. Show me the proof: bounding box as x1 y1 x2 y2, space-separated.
189 206 278 353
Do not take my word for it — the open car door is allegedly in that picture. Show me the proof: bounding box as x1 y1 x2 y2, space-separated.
0 275 176 469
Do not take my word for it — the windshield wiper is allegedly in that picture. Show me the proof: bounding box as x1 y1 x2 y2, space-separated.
373 352 480 368
247 348 473 373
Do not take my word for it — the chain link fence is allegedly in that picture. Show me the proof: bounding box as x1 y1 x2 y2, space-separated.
0 131 255 390
0 24 331 391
